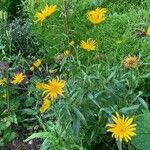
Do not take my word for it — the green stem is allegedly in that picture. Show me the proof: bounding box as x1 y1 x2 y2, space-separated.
36 115 47 131
117 141 123 150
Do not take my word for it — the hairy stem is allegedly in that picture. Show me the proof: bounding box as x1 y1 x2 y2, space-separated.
64 0 71 51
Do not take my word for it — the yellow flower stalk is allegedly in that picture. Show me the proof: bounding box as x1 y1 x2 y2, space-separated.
11 73 25 85
107 113 136 142
36 79 65 99
80 40 96 51
123 55 139 68
87 8 107 25
0 78 7 85
40 98 51 113
34 4 57 23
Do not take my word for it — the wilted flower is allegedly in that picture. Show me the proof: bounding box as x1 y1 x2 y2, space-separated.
123 55 139 68
55 53 64 63
87 8 107 25
34 4 57 23
107 113 136 142
80 40 96 51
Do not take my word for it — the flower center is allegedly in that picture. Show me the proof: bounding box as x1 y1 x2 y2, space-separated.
49 85 58 92
129 59 136 65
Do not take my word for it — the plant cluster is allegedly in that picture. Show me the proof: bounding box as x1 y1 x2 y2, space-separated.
0 0 150 150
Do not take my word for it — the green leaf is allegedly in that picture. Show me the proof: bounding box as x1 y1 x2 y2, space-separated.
3 131 16 143
25 132 50 142
120 105 140 113
73 107 87 127
138 97 149 111
0 46 5 49
40 138 50 150
132 113 150 150
107 70 116 81
21 109 37 115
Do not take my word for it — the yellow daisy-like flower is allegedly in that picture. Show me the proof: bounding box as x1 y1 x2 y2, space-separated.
11 72 25 85
146 26 150 36
36 79 65 99
40 98 51 113
87 7 107 25
80 40 96 51
33 59 42 68
123 55 139 69
64 50 71 56
107 113 136 142
0 78 7 85
34 4 57 23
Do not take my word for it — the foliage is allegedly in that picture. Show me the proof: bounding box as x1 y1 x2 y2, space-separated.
0 0 150 149
132 112 150 150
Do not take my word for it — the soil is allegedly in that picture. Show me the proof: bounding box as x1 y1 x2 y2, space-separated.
4 139 41 150
3 130 42 150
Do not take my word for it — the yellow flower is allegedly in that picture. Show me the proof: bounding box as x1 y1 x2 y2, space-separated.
107 113 136 142
36 79 65 99
34 4 57 23
123 55 139 69
11 73 25 85
0 78 7 85
87 8 107 25
30 66 35 72
33 59 42 67
146 26 150 36
40 98 51 113
80 40 96 51
64 50 71 56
